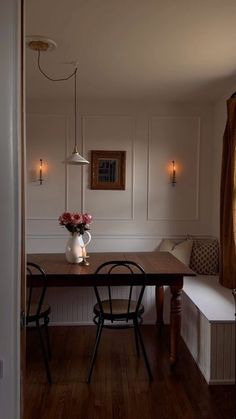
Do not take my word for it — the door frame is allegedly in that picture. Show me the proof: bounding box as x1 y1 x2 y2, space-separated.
20 0 26 417
0 1 24 418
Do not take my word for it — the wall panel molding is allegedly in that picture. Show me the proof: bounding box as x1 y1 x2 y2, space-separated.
147 116 200 221
65 115 70 211
82 114 136 221
27 108 215 251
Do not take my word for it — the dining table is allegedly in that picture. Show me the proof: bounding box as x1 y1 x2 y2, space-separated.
27 251 195 366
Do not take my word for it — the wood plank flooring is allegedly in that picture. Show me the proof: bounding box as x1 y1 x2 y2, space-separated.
25 326 236 419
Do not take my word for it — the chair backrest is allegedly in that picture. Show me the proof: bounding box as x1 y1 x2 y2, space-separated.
26 262 48 321
94 260 146 320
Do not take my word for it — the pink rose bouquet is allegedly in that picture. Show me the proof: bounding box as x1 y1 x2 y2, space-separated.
59 211 93 235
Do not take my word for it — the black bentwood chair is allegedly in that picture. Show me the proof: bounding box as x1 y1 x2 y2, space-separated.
26 262 52 384
87 260 153 383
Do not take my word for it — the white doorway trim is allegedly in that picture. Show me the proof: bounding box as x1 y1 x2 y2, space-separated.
0 1 22 418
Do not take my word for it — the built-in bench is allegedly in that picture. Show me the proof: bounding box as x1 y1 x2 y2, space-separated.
159 237 235 385
181 275 235 385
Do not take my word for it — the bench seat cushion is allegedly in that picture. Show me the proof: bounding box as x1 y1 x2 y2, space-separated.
183 276 235 322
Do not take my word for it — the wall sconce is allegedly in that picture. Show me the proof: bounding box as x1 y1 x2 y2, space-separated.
171 160 177 186
39 158 44 185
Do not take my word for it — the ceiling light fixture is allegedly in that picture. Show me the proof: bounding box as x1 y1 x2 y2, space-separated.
26 36 89 165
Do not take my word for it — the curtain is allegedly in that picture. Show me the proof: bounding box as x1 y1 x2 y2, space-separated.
219 98 236 289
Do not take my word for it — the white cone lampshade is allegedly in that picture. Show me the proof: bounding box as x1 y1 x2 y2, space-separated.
65 145 89 165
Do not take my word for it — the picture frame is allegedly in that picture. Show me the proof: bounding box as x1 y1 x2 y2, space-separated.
90 150 126 190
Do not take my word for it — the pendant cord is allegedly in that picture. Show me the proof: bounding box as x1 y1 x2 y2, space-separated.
37 50 78 150
37 50 77 81
74 69 77 148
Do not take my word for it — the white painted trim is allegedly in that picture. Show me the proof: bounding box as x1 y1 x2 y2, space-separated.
197 363 236 385
130 116 135 220
27 233 215 239
65 116 70 211
147 116 201 221
195 117 201 220
146 117 150 221
28 217 59 220
80 113 137 119
208 379 235 385
81 115 86 213
82 114 135 221
0 1 21 418
48 321 156 326
27 113 70 118
28 217 134 221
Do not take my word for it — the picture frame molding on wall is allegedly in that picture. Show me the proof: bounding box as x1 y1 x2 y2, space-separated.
90 150 126 190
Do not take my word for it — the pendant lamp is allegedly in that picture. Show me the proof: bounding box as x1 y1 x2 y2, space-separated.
26 36 89 165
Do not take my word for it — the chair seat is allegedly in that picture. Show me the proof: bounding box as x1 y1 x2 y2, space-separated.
94 299 144 317
27 303 51 321
87 260 152 383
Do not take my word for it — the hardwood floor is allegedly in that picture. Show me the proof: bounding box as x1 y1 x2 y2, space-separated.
25 325 235 419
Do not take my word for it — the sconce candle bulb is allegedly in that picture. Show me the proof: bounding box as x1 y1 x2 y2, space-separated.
171 160 176 186
39 158 43 185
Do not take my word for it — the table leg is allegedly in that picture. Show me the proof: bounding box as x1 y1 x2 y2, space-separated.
155 286 164 328
170 285 182 366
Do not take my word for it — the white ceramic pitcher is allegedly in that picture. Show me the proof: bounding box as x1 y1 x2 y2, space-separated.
65 231 91 264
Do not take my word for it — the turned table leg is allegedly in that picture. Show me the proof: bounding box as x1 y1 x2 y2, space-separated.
170 285 182 366
155 286 164 328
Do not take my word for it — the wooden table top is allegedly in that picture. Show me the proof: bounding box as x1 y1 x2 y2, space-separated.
27 251 195 287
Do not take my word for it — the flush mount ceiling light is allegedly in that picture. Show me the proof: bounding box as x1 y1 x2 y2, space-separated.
26 35 89 165
26 35 58 52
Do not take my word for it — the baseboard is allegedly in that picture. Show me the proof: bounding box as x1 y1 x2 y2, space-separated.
208 379 235 385
49 321 156 326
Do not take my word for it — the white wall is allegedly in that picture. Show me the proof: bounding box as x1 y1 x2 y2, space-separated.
0 1 21 418
27 100 215 253
26 99 216 325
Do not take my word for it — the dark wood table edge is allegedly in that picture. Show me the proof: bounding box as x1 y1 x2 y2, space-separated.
29 273 190 287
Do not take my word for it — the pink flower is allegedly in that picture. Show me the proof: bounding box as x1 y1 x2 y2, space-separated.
59 212 72 225
59 211 92 234
71 213 83 225
82 213 93 224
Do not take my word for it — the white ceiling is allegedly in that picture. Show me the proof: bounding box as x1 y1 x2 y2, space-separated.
26 0 236 102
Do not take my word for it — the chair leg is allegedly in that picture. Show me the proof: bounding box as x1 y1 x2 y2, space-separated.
134 319 153 381
87 320 103 383
95 316 101 340
37 321 52 384
44 316 52 360
133 320 140 357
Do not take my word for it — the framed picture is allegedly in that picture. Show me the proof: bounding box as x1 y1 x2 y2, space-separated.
91 150 126 190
